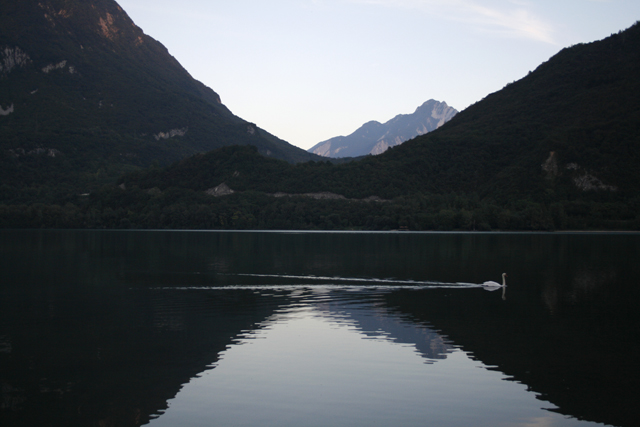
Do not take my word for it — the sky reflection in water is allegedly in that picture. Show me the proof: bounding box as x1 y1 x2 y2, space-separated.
147 287 593 427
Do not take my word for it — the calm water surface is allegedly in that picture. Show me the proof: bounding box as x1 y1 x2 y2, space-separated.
1 230 639 427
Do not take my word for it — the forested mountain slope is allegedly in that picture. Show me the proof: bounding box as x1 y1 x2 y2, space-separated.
0 0 315 203
387 22 640 199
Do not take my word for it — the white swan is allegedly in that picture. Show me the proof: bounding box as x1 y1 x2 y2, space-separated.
482 273 507 289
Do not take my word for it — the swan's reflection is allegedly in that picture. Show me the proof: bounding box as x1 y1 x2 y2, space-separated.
482 283 507 300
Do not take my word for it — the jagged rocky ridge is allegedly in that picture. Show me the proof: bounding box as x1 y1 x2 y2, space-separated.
308 99 457 158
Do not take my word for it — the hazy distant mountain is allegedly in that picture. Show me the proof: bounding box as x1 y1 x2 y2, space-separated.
308 100 457 158
0 0 315 203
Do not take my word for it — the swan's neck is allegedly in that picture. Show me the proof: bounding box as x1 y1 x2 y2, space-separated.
502 275 507 287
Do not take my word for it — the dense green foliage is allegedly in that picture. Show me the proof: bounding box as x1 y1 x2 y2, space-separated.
1 182 637 231
1 144 638 231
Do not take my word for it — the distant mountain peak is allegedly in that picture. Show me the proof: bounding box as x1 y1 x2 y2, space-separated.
308 99 457 158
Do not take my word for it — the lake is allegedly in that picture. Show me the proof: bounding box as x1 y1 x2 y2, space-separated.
1 230 639 427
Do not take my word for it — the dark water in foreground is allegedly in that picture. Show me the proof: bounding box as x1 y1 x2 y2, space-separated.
1 230 639 426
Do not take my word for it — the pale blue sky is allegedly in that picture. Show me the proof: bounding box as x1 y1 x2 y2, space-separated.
117 0 640 149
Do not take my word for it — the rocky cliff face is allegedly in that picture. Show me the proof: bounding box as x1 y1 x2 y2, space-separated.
308 100 457 158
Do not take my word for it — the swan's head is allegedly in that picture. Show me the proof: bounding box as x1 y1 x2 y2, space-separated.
502 273 507 278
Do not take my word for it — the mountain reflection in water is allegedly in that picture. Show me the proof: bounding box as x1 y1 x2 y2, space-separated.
0 230 639 427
